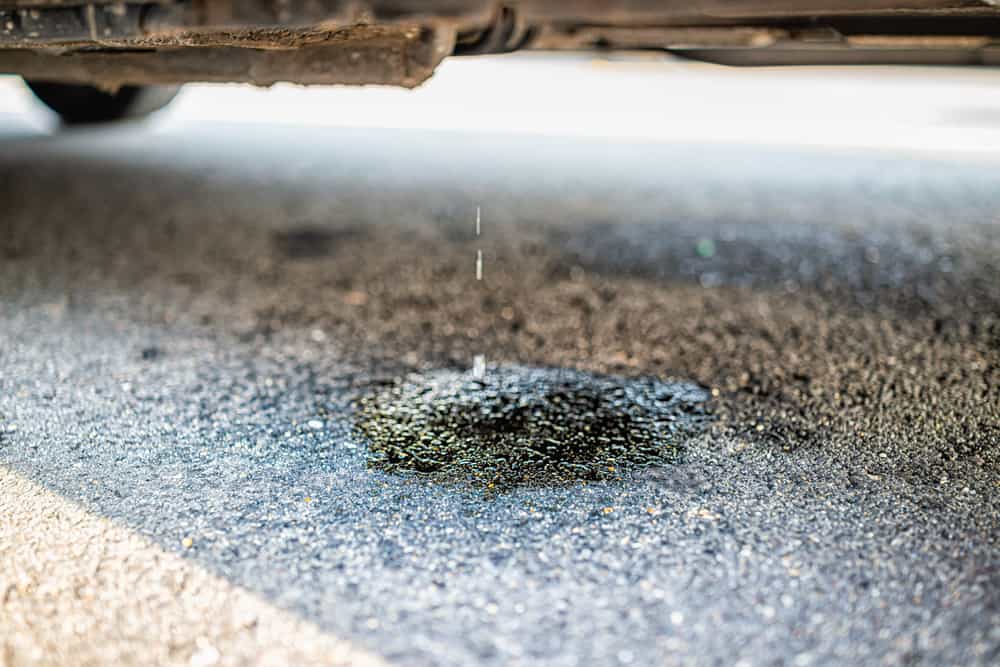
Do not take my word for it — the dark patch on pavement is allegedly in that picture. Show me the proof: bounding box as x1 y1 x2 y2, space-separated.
273 226 364 259
355 366 710 490
140 345 162 360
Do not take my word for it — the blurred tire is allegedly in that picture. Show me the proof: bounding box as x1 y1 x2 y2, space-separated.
24 81 180 125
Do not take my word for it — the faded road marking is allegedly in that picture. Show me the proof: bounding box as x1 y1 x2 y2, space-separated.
0 467 389 667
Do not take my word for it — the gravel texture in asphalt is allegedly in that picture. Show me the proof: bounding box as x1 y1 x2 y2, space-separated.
1 116 998 666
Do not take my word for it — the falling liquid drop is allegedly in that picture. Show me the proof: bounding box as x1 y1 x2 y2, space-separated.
472 206 485 379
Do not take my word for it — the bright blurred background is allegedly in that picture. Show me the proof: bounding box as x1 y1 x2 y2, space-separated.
4 52 1000 154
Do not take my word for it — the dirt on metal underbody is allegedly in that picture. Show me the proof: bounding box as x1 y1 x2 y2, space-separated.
5 0 1000 87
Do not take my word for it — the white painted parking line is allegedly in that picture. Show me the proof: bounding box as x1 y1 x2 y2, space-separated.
0 467 389 667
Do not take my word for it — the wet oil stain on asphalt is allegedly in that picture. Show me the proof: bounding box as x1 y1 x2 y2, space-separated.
354 366 711 490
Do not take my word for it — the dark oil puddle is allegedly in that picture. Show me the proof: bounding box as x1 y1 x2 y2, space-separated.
354 366 711 490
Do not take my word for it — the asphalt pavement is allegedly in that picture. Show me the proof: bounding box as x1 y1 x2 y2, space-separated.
1 57 999 667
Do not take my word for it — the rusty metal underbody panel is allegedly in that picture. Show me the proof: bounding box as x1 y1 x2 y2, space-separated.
2 1 1000 88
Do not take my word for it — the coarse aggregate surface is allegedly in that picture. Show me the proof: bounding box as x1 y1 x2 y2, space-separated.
1 111 998 666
